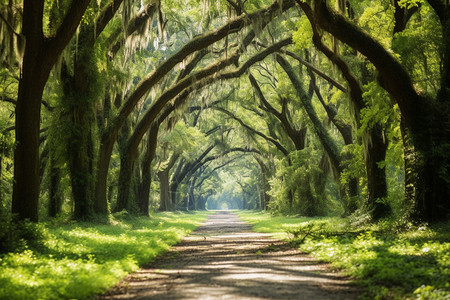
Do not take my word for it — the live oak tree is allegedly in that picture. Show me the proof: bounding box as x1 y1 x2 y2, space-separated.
298 0 450 222
12 0 91 222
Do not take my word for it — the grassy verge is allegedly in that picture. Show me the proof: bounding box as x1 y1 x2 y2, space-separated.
237 210 450 299
0 211 211 299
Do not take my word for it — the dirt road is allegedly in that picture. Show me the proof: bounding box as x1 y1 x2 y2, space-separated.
99 211 360 299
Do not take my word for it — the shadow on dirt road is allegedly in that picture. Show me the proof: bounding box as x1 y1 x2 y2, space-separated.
99 211 361 299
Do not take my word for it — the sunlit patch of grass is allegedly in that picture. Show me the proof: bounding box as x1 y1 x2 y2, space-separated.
237 210 450 299
0 211 210 299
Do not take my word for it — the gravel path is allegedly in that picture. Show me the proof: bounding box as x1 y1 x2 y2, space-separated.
99 211 361 299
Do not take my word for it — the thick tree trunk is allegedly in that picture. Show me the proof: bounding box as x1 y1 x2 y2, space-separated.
95 136 115 214
407 106 450 222
157 154 179 211
114 119 133 213
364 124 390 219
59 46 96 220
158 169 171 211
66 93 95 219
64 1 127 219
12 0 91 222
400 116 416 214
13 61 47 223
12 1 47 222
169 180 179 207
65 53 95 220
188 182 196 210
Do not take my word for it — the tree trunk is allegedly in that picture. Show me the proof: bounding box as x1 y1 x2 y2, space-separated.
188 181 196 210
157 154 179 211
137 123 159 216
406 106 450 222
169 180 179 207
114 119 133 213
94 135 115 214
48 153 63 218
13 57 47 223
158 169 171 211
364 124 390 219
400 116 416 214
65 94 95 219
12 0 91 222
12 1 47 222
255 157 271 210
197 196 206 210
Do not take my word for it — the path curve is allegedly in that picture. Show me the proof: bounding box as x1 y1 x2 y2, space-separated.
99 211 360 299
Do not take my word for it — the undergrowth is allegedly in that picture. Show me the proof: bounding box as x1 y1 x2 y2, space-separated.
0 211 210 299
237 210 450 299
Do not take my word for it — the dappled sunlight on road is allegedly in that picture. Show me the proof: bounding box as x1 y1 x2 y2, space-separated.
100 211 360 299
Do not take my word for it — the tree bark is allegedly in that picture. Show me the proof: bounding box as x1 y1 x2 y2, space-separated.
157 154 179 211
137 123 159 216
158 168 171 211
48 153 63 218
114 119 132 213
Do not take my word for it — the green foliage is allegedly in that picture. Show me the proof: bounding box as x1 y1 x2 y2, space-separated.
360 82 395 134
357 2 393 48
0 211 47 254
292 16 313 51
340 143 366 195
159 121 208 161
397 0 425 9
392 3 442 95
268 148 335 216
284 221 327 245
238 211 450 299
0 211 209 300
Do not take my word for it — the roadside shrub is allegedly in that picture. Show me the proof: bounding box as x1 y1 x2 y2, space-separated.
0 210 46 254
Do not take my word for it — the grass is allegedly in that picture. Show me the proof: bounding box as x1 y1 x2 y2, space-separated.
237 210 450 299
0 211 211 300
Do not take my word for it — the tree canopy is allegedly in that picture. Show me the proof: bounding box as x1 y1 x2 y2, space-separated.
0 0 449 226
